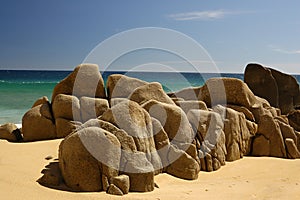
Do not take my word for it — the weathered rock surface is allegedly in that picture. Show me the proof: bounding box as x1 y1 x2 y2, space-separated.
106 74 147 100
151 117 169 151
200 78 259 109
107 184 123 196
166 145 200 180
151 117 200 179
32 96 50 108
276 119 297 143
176 100 208 114
100 100 160 191
270 68 300 114
226 104 256 122
80 118 155 192
80 97 109 122
151 117 170 169
37 162 63 187
83 119 137 152
16 63 300 196
288 110 300 131
244 63 300 114
142 100 194 144
110 98 130 107
251 134 270 156
22 103 56 141
0 123 22 142
59 127 121 192
130 82 175 105
252 114 286 158
187 109 226 171
213 105 256 161
55 118 81 138
143 99 199 170
100 101 161 170
285 138 300 159
122 151 155 192
169 87 201 101
52 64 106 102
244 63 279 107
52 94 81 121
110 175 130 194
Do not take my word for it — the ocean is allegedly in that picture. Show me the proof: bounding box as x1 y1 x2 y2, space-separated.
0 70 299 125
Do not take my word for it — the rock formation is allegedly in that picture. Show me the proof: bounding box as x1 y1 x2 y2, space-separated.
0 123 22 142
288 110 300 131
2 62 299 196
129 82 176 105
22 102 56 142
106 74 147 100
51 63 106 102
244 63 300 114
187 109 226 171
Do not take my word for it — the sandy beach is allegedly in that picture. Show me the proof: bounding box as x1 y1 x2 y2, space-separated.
0 139 299 200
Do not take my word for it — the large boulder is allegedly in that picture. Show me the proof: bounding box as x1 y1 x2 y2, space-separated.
143 100 198 163
100 101 158 158
151 117 200 179
52 64 106 102
81 119 154 192
213 105 256 161
166 145 200 180
187 109 227 172
200 78 259 109
122 152 155 192
244 63 279 107
142 100 194 144
244 63 300 114
52 94 81 121
80 97 109 122
83 119 137 152
252 114 286 158
251 134 270 156
22 103 56 141
269 68 300 114
106 74 147 100
129 82 175 105
100 100 162 177
59 127 121 192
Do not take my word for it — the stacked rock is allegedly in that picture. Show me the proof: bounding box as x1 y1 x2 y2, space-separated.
1 62 300 196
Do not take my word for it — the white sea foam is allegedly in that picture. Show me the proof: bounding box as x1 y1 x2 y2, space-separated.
16 124 22 129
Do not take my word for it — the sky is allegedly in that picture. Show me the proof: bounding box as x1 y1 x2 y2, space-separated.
0 0 300 73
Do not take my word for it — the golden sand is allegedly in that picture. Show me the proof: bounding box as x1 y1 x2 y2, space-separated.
0 139 299 200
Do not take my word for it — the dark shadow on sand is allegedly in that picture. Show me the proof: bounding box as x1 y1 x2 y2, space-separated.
37 160 79 192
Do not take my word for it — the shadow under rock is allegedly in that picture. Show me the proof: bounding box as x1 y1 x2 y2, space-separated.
37 160 78 192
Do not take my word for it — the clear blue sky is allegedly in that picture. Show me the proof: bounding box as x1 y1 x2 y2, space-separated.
1 0 300 73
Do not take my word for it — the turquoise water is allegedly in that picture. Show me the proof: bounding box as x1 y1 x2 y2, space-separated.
0 70 299 124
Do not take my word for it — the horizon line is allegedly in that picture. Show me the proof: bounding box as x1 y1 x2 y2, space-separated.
0 68 245 74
